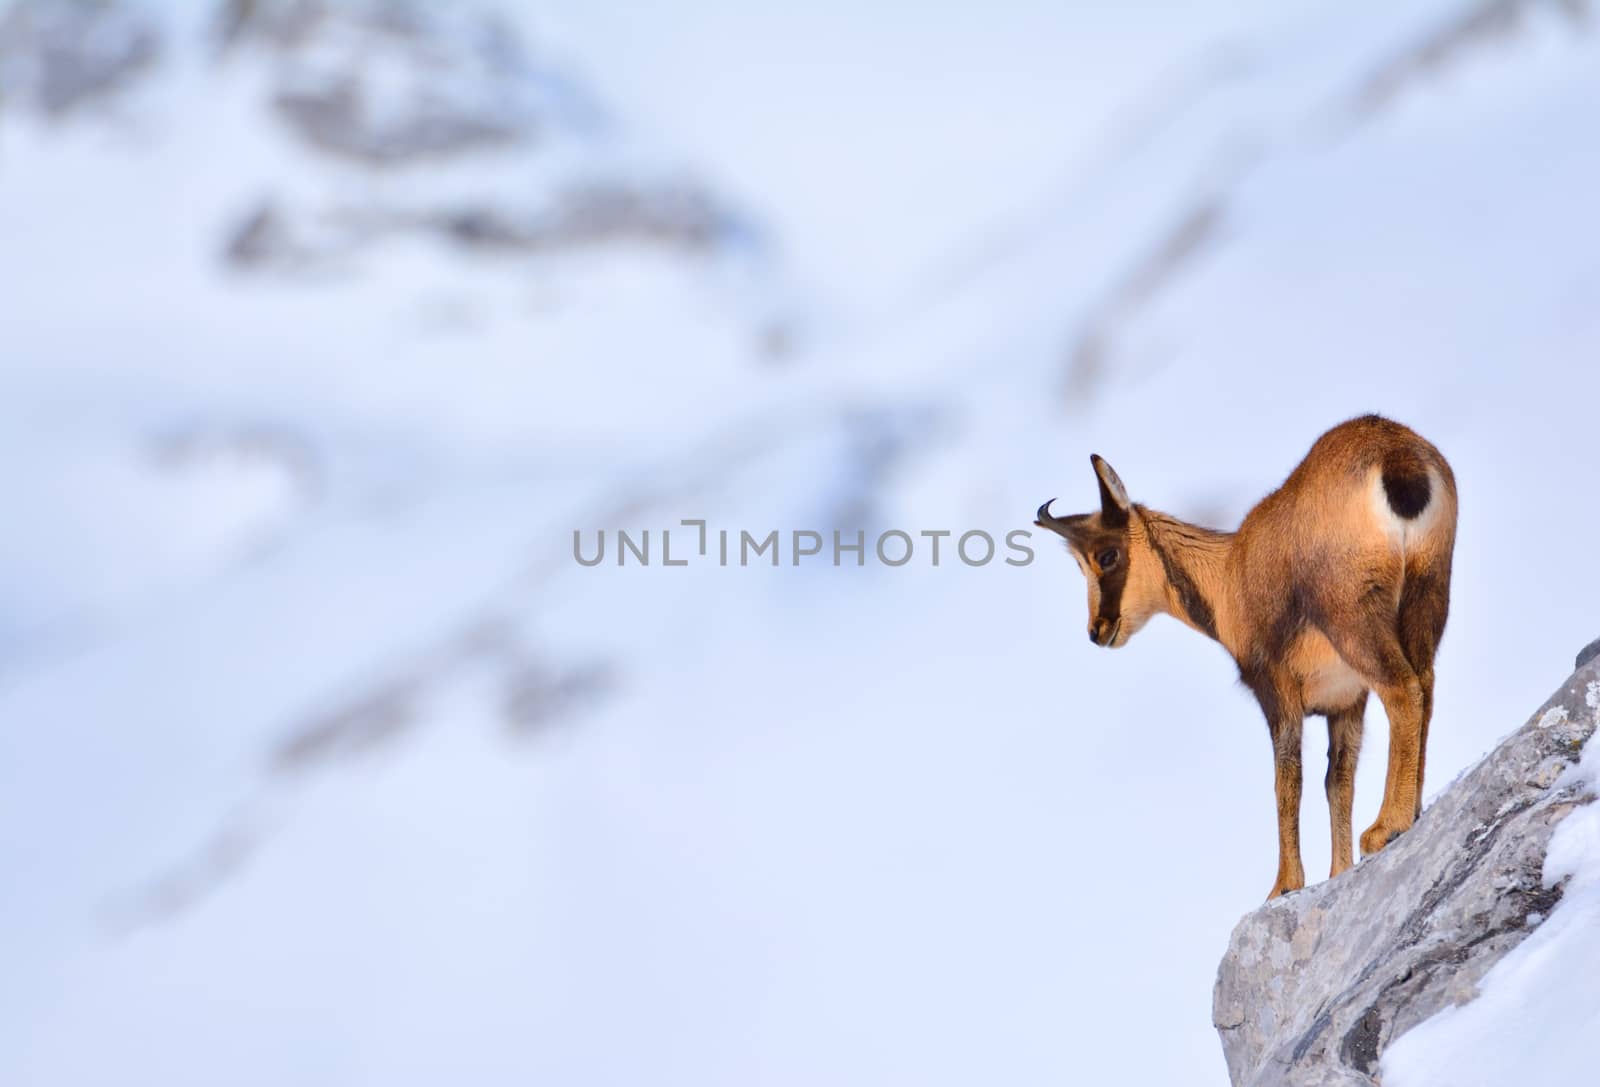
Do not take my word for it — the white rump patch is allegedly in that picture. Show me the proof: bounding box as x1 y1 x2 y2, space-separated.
1368 466 1444 555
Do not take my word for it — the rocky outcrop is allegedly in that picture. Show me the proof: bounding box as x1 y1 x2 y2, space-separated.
4 0 753 270
1213 652 1600 1086
234 0 540 166
1577 636 1600 671
0 0 160 118
208 0 752 269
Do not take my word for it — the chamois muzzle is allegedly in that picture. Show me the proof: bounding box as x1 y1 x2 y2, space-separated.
1088 617 1122 647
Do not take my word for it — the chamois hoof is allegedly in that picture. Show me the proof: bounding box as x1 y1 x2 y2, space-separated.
1360 822 1410 857
1266 874 1306 901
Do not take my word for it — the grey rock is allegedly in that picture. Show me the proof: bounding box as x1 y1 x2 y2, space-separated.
272 76 527 166
433 182 735 253
1213 656 1600 1086
222 180 740 273
231 1 541 166
215 0 329 54
0 0 160 118
1577 635 1600 671
223 200 300 267
207 2 752 270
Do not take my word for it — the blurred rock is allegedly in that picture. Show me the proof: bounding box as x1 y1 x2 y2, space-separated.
435 181 732 253
225 0 537 165
223 179 740 271
271 71 525 165
223 199 301 267
215 0 327 52
206 0 755 269
0 0 159 118
1064 198 1223 407
1350 0 1592 120
502 658 613 736
1214 655 1600 1086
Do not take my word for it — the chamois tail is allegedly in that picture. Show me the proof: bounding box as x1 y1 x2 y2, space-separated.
1380 450 1433 521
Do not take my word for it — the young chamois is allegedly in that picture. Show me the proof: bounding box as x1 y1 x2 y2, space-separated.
1035 415 1456 899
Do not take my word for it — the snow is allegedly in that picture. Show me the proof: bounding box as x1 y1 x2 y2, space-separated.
3 1 1600 1084
525 0 1342 321
1383 681 1600 1087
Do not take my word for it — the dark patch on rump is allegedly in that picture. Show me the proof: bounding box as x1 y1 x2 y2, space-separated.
1381 453 1431 520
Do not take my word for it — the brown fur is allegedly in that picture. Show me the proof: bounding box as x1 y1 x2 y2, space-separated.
1036 415 1457 900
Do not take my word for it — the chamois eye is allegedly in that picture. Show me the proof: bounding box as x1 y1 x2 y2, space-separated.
1097 548 1120 570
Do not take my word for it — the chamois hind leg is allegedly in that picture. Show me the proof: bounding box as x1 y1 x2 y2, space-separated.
1412 669 1434 821
1361 660 1425 856
1320 613 1424 857
1325 694 1366 878
1398 567 1449 820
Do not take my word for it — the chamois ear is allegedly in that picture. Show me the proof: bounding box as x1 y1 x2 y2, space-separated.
1090 454 1130 527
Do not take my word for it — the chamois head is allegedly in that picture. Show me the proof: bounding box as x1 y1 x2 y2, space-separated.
1034 455 1166 649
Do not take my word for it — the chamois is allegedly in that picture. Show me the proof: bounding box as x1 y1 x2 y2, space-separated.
1035 415 1456 899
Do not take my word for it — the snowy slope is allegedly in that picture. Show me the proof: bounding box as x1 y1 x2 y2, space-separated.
1384 690 1600 1087
0 0 774 658
2 1 1599 1085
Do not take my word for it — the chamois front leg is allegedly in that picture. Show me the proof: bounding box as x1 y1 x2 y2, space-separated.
1268 715 1306 898
1325 695 1366 878
1251 681 1307 900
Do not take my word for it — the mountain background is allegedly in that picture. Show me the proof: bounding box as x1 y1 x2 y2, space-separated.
2 1 1597 1084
